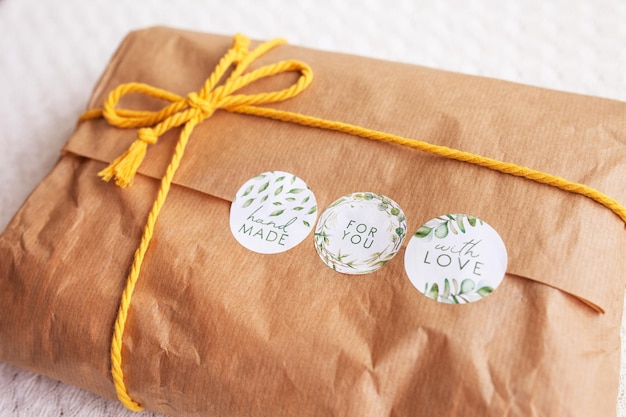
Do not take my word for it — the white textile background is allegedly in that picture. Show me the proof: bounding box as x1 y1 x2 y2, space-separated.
0 0 625 415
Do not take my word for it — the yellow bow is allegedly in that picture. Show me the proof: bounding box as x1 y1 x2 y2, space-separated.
82 33 312 188
80 34 312 412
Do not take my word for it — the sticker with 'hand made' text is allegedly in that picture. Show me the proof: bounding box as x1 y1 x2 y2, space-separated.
404 214 507 304
230 171 318 254
314 192 407 274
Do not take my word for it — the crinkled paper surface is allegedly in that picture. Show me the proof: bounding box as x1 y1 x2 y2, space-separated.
1 1 626 416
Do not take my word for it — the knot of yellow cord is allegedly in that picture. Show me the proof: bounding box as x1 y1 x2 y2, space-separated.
186 92 215 117
231 33 250 63
87 34 312 188
137 128 158 144
79 34 312 412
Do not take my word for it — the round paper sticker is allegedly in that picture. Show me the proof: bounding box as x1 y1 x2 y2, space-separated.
404 214 507 304
314 192 407 274
230 171 318 254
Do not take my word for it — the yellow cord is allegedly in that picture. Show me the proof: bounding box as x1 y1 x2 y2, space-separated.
79 33 626 411
231 105 626 224
81 34 312 411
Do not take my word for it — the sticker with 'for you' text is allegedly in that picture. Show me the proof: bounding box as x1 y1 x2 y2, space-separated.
230 171 318 254
404 214 507 304
315 192 407 274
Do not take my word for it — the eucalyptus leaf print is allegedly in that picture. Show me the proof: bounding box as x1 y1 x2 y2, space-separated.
434 223 448 238
404 214 508 304
455 215 466 233
229 171 318 254
426 283 439 301
242 184 254 197
422 278 494 304
415 226 432 239
414 214 482 240
258 181 269 193
442 278 451 299
477 286 493 297
460 278 475 294
314 192 407 274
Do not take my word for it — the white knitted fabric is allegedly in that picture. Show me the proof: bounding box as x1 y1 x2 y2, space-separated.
0 0 624 415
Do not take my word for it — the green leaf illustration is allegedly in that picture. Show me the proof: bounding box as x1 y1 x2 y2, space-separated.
276 176 285 182
452 278 459 295
370 260 389 268
366 252 383 263
427 283 439 301
288 188 304 194
435 223 449 238
293 206 304 211
258 182 269 193
415 226 432 238
274 185 284 195
301 196 310 204
273 202 282 206
442 279 451 299
260 194 269 203
269 209 285 217
303 220 311 227
307 206 317 215
390 207 400 216
395 227 404 236
456 215 466 233
242 185 254 197
286 197 296 202
460 279 476 295
467 216 477 227
477 286 493 297
242 198 254 208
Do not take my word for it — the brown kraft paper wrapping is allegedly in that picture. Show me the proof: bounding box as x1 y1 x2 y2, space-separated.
1 27 626 417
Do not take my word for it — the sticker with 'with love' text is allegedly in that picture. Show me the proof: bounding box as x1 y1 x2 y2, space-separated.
404 214 507 304
230 171 318 254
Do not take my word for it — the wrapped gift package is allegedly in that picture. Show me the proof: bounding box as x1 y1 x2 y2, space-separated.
1 27 626 416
